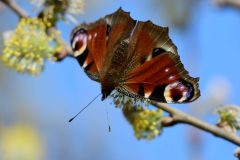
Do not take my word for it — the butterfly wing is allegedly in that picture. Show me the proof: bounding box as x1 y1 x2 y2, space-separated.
71 9 200 103
71 8 136 82
118 21 200 103
104 8 136 53
101 8 136 78
71 19 107 81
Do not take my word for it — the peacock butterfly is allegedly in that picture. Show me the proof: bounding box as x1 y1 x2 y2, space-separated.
70 8 200 103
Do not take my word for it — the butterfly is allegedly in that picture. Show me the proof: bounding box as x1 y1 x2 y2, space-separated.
70 8 200 103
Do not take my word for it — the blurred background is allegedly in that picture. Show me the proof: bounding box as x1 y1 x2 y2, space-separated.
0 0 240 159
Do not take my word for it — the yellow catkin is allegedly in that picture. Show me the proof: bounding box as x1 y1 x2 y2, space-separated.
123 106 163 140
1 18 61 75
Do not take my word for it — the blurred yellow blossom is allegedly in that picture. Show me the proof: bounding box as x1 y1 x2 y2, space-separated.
28 0 84 26
123 106 163 140
111 91 163 140
30 0 84 15
67 0 85 14
0 123 44 160
1 18 61 75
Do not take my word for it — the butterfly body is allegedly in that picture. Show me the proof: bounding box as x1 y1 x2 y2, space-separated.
71 8 200 103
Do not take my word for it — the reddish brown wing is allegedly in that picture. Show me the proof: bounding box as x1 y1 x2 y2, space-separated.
119 21 200 103
101 8 136 77
70 8 136 81
104 8 136 52
124 21 177 69
70 19 107 81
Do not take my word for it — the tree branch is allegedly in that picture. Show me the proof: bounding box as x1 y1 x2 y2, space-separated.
151 101 240 146
47 27 74 60
1 0 28 18
215 0 240 8
1 0 74 60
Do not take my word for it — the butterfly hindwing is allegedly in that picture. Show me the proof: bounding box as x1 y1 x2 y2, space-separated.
121 52 199 103
120 21 200 103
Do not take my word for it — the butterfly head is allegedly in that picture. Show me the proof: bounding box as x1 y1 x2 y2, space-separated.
70 28 88 57
101 84 115 101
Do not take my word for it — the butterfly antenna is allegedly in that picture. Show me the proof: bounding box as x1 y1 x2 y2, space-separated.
69 93 101 122
105 105 111 132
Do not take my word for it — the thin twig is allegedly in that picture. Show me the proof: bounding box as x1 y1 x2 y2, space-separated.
47 27 74 60
2 0 240 147
0 0 74 58
215 0 240 8
151 101 240 146
1 0 28 18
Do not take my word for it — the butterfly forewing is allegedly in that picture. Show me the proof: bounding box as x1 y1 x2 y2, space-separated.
71 19 107 81
101 9 136 80
125 21 178 69
83 20 107 74
71 8 136 82
104 8 136 50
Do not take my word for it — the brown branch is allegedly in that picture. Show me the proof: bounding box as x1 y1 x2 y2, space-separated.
1 0 28 18
215 0 240 8
47 27 74 60
151 101 240 146
1 0 74 60
2 0 240 147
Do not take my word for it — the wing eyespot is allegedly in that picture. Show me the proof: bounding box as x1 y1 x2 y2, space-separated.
144 48 167 63
152 48 166 58
71 28 88 57
106 24 111 36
